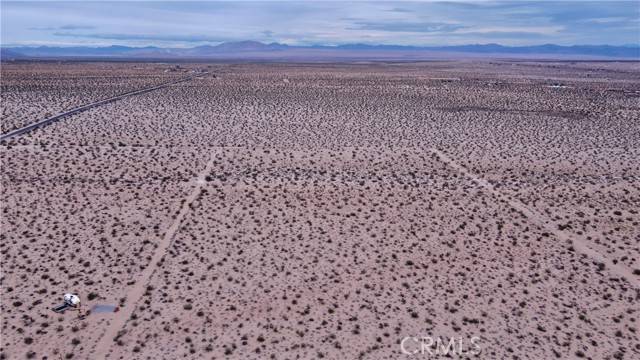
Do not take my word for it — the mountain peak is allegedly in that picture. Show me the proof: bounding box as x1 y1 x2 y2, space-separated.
3 42 638 59
213 40 286 52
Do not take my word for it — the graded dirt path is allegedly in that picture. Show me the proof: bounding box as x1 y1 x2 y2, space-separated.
0 72 207 141
430 148 640 289
90 154 215 359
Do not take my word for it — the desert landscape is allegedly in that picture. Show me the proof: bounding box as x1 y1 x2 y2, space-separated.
1 60 639 359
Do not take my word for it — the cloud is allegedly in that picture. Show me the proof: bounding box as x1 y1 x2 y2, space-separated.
30 24 95 31
387 8 413 13
455 26 564 36
59 24 95 30
53 32 229 43
450 31 550 40
581 17 636 24
349 21 465 33
3 1 639 47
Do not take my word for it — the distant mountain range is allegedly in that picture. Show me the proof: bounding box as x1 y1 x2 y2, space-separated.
2 41 639 60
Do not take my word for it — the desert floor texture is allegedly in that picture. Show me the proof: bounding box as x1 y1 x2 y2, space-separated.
1 61 639 359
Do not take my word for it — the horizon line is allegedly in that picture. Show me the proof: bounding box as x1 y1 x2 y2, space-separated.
4 41 640 49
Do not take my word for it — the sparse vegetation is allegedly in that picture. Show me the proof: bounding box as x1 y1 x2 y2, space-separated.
1 61 638 359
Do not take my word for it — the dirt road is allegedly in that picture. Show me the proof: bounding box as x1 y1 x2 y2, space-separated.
90 154 215 359
430 148 640 289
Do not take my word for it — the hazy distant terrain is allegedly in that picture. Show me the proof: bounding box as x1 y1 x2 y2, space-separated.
1 61 639 359
3 41 639 61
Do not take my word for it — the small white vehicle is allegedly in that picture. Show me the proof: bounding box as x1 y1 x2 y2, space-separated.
52 293 81 313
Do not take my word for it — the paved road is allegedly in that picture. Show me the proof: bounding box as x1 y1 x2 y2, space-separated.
0 72 208 142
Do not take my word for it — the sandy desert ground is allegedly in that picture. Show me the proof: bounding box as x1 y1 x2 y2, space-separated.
1 61 639 359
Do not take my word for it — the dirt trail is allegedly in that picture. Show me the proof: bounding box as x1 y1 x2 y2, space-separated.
430 148 640 289
90 154 215 359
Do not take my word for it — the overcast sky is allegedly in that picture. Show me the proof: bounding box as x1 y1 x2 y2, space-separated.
2 1 639 47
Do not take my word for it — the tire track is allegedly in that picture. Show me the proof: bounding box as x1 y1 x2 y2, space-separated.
430 147 639 289
91 154 215 359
